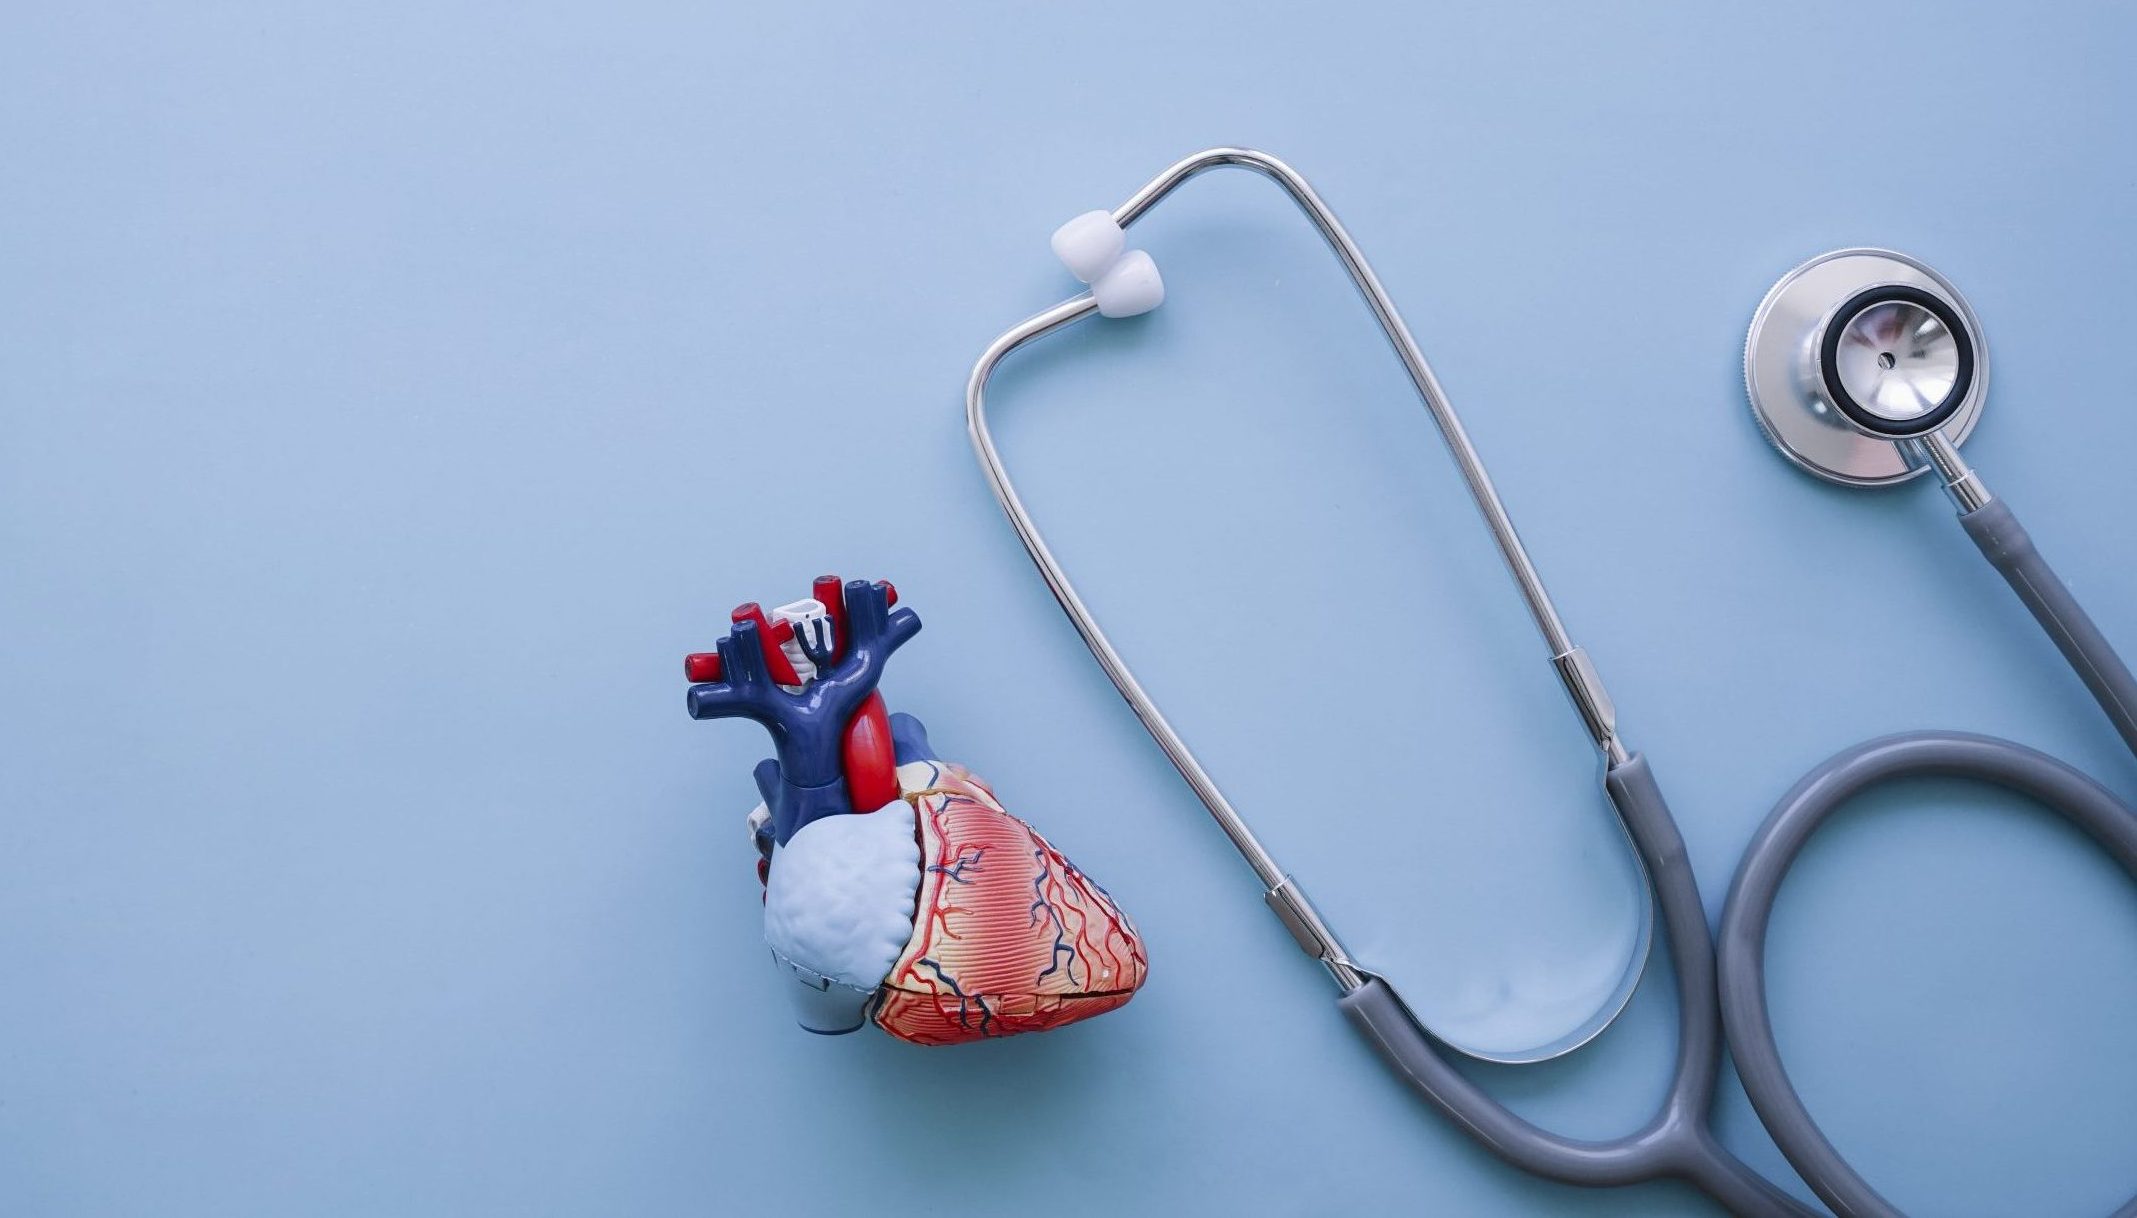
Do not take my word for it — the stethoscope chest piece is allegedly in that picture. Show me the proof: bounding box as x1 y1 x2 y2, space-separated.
1745 248 1989 485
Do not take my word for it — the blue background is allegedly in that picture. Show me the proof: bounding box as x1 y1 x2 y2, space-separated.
4 3 2135 1215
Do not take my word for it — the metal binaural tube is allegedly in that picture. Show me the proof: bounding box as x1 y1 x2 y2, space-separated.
965 295 1366 990
963 293 1285 889
1111 150 1583 668
964 149 1641 994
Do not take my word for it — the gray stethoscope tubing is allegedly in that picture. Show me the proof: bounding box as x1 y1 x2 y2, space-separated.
966 149 2137 1217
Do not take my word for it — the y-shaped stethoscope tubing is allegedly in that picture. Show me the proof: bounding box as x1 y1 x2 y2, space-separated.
967 149 2137 1217
1342 752 1816 1215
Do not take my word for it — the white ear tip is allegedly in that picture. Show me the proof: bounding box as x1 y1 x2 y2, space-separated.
1051 210 1125 284
1091 248 1163 317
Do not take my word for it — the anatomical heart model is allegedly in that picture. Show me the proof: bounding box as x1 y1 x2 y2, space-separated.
683 576 1147 1043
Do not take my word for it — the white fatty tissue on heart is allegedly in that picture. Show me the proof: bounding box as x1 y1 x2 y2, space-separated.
761 800 922 1033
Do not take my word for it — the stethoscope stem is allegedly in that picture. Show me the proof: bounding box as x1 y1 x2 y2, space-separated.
1916 430 1993 513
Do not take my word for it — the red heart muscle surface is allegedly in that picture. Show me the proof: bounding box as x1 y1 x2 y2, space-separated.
873 759 1148 1044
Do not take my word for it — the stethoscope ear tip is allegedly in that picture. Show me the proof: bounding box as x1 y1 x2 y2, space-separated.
1744 248 1988 487
1052 210 1125 282
1091 249 1163 317
1051 209 1164 317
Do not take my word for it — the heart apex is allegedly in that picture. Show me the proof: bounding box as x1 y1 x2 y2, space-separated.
870 761 1148 1046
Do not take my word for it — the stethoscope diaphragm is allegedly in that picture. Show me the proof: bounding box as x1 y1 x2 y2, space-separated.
1745 248 1989 485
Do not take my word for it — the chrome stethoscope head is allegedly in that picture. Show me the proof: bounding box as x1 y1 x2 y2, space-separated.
1745 248 1989 486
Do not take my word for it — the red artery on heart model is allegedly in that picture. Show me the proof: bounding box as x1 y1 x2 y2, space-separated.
684 576 1148 1043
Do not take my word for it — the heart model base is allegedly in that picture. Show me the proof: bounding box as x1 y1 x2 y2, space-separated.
684 577 1147 1043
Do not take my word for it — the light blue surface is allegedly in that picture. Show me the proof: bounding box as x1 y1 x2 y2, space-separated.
4 4 2135 1215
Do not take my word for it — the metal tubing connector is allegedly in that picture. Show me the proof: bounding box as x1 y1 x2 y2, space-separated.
1265 875 1366 991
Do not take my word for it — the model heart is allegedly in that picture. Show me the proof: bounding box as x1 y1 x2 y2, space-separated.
684 576 1147 1042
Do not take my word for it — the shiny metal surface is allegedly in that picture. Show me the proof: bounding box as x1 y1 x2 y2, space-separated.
965 148 1654 1059
1922 430 1995 512
965 293 1367 993
1553 646 1618 754
1744 248 1988 485
1833 299 1962 424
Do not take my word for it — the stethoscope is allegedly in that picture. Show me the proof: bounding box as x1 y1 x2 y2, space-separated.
965 149 2137 1218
